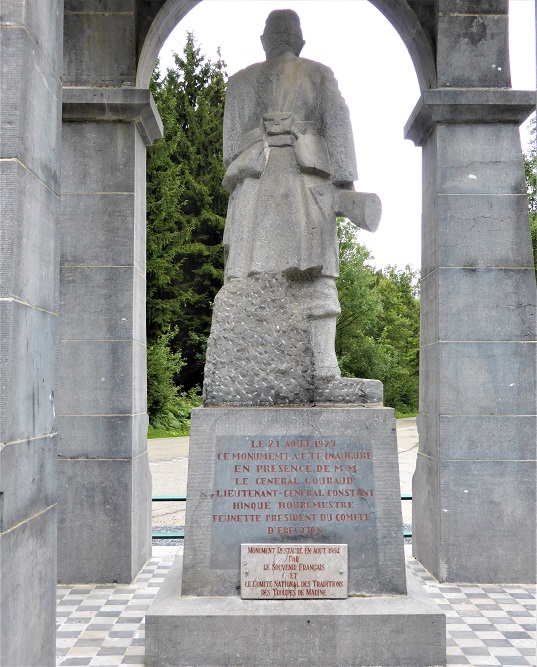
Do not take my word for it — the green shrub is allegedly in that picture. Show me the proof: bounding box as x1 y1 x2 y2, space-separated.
147 327 202 435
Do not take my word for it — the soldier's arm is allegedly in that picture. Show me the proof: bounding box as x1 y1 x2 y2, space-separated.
320 67 358 187
223 75 242 169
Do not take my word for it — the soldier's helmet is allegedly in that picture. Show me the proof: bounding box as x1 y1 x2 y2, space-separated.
263 9 303 40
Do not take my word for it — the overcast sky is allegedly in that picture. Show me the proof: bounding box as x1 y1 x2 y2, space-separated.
159 0 536 271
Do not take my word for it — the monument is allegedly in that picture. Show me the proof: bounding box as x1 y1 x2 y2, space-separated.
146 10 445 666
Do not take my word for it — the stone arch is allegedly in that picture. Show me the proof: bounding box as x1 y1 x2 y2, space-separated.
136 0 436 90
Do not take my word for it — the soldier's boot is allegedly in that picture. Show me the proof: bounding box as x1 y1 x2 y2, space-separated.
310 315 341 380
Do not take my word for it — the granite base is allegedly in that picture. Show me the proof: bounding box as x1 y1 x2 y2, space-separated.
145 553 446 667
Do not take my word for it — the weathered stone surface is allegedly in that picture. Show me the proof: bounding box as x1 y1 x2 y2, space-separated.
0 301 57 444
414 455 536 583
131 452 153 578
146 553 446 667
436 124 527 195
0 3 62 663
57 457 150 584
58 86 158 585
437 0 507 12
63 6 136 87
0 161 59 310
405 89 535 147
61 192 135 262
412 454 441 578
1 0 63 73
0 506 57 667
0 23 62 192
62 87 163 146
0 436 56 532
204 273 384 406
423 194 534 275
58 413 149 460
60 266 144 341
420 268 536 345
410 83 536 583
62 121 137 194
182 406 406 597
437 14 510 88
58 340 145 416
314 377 383 405
203 274 314 406
436 414 536 461
437 341 535 415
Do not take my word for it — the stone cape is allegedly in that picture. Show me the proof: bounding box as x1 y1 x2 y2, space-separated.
203 273 384 406
203 273 313 406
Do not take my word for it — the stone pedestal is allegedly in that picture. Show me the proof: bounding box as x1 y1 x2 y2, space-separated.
146 552 445 667
146 406 445 666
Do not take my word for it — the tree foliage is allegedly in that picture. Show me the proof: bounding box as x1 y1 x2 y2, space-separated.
336 220 420 414
146 34 227 401
523 116 536 272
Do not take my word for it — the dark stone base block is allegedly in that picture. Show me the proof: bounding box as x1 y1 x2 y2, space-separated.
146 554 446 667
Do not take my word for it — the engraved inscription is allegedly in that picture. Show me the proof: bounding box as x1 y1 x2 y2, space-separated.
241 543 348 599
210 435 376 568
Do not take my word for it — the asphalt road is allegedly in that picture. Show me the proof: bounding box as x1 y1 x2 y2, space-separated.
148 417 418 529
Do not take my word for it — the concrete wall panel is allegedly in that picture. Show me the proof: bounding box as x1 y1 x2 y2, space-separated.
436 124 526 195
57 459 132 583
0 26 61 191
58 340 136 415
0 507 56 667
0 436 56 532
58 413 149 460
61 193 136 266
0 301 57 444
62 122 136 194
63 5 136 86
439 460 535 583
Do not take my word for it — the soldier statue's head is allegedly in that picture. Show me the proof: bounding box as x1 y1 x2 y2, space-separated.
261 9 305 58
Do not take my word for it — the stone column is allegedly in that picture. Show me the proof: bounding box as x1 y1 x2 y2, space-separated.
0 1 63 664
406 86 536 582
57 88 162 583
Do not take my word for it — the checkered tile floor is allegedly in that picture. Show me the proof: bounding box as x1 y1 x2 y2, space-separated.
57 546 536 666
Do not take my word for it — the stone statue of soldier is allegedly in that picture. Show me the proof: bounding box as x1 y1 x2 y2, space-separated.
203 9 381 406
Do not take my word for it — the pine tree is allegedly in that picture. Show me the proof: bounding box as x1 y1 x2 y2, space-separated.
147 35 228 395
523 116 536 272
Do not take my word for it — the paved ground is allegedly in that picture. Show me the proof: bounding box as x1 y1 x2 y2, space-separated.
148 436 189 530
55 421 537 667
56 545 536 666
